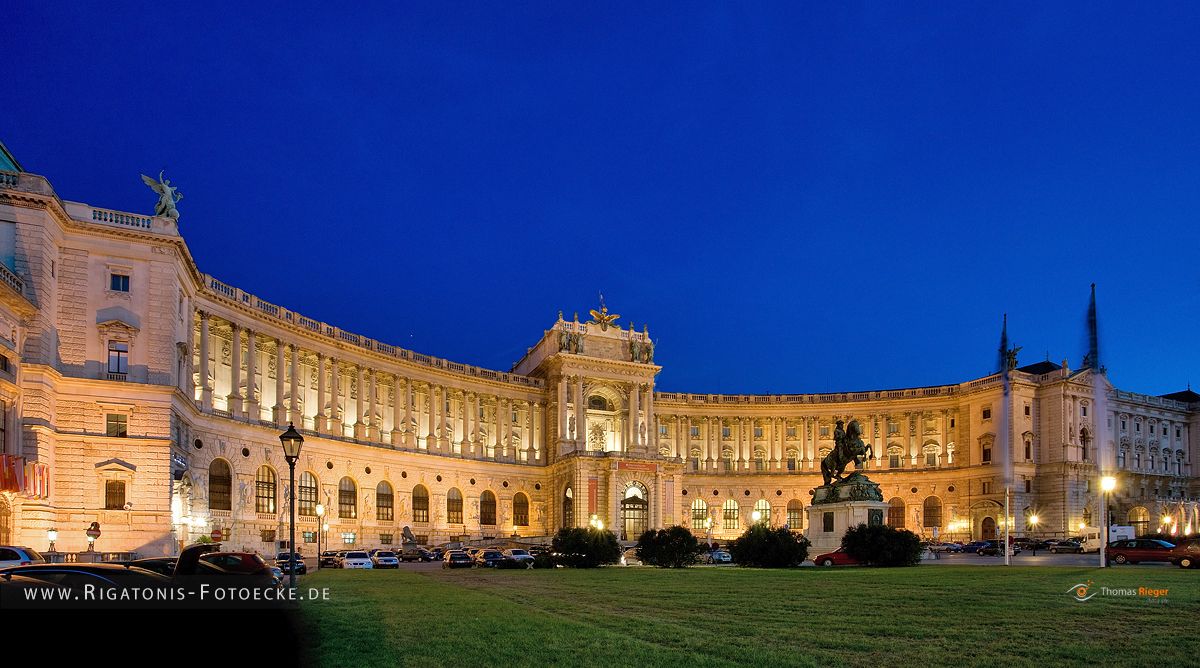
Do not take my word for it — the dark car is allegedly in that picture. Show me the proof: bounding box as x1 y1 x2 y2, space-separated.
319 551 340 568
1174 539 1199 569
475 550 508 568
128 557 243 579
274 552 307 575
1046 539 1083 554
201 552 274 577
428 548 444 560
961 541 990 554
0 562 170 606
442 551 473 569
1107 539 1180 565
978 540 1021 557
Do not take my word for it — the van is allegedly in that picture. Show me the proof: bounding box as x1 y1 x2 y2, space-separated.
1081 525 1135 552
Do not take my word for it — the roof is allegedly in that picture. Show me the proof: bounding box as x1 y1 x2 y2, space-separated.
1016 360 1062 375
0 140 22 172
1159 388 1200 403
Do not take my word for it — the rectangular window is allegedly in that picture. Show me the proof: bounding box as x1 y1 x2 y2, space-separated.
691 505 707 530
659 424 668 435
723 505 739 530
887 422 899 435
888 454 901 468
753 427 763 438
754 458 765 472
981 482 992 495
377 490 394 522
787 506 802 528
109 273 130 292
1117 451 1126 468
982 446 992 463
925 452 937 467
1024 479 1032 493
820 426 830 437
690 457 700 471
1024 404 1031 417
723 457 734 472
104 480 126 509
105 413 128 438
341 532 356 545
1177 428 1182 439
447 496 463 524
302 531 316 544
1081 405 1088 417
982 407 992 420
786 427 796 438
950 418 955 429
689 426 700 438
379 534 393 545
721 427 731 439
787 458 797 471
1024 441 1032 460
107 342 128 374
1121 420 1127 431
1136 422 1140 432
260 529 276 543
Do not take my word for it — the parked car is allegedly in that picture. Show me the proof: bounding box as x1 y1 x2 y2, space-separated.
978 540 1021 557
0 563 169 593
1047 539 1083 554
275 552 307 575
371 551 400 569
1107 539 1179 565
961 541 990 554
319 551 341 568
813 547 863 566
200 552 274 576
928 542 962 553
502 549 535 566
400 545 431 562
0 546 46 568
474 550 507 568
428 548 445 560
1015 538 1050 551
705 550 732 564
1175 540 1199 569
442 551 473 569
333 550 349 567
341 551 374 569
269 566 284 585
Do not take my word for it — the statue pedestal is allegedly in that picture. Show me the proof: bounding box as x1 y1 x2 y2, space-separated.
806 500 891 555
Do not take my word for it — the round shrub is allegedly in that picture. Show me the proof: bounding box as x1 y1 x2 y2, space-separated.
728 524 810 567
551 527 621 568
841 523 923 566
635 526 702 568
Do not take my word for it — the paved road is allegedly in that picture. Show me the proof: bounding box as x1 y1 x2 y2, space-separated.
919 551 1176 567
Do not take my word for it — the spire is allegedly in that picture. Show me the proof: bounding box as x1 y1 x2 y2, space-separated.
1085 283 1100 371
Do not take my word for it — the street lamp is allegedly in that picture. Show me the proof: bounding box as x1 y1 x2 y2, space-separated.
751 510 762 524
704 516 714 551
1100 475 1116 568
47 529 57 553
315 503 326 570
1028 515 1039 555
279 423 304 588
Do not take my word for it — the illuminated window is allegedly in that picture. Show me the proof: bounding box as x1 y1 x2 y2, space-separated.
255 465 276 514
690 499 708 529
376 481 394 521
753 499 771 524
338 477 357 519
786 500 803 529
298 472 318 516
722 499 739 530
413 485 430 523
446 488 463 524
105 413 128 437
341 532 356 545
887 498 905 527
208 460 231 511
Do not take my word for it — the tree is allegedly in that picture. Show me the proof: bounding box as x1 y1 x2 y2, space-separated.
728 524 810 567
841 523 923 566
551 527 621 568
636 526 702 568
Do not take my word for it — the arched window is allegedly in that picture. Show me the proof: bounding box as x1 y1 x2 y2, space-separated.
298 471 318 517
588 395 612 411
481 491 497 526
753 499 772 525
1127 506 1150 536
413 485 430 523
786 499 803 530
447 488 463 524
922 496 942 529
376 481 394 522
722 499 739 530
513 492 530 527
338 477 357 519
1080 428 1091 461
887 498 905 527
563 487 574 528
690 498 708 530
208 459 231 511
621 484 649 539
255 465 277 514
754 449 767 472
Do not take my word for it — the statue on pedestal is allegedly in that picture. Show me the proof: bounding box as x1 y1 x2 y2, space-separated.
813 419 882 504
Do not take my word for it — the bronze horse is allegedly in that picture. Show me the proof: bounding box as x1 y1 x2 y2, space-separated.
821 419 873 487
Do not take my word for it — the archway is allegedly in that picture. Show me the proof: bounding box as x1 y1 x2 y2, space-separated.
981 516 997 540
621 482 648 540
562 487 574 529
1127 506 1150 536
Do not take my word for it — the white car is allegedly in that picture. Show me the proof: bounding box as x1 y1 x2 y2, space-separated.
0 546 46 568
341 551 374 569
371 551 399 568
706 550 732 564
502 549 534 566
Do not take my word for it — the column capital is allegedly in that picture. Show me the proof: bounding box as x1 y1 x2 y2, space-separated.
198 309 210 321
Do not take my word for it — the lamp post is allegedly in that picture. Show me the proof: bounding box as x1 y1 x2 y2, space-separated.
704 516 714 551
1028 515 1039 555
1100 475 1116 568
751 510 762 524
47 529 57 553
315 503 326 570
279 423 304 588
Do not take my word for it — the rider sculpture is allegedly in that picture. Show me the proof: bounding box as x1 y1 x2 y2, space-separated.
820 419 874 487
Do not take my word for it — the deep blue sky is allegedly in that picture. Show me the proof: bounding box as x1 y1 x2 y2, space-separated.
5 3 1198 395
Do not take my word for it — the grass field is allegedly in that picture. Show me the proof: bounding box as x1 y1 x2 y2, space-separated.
295 565 1198 667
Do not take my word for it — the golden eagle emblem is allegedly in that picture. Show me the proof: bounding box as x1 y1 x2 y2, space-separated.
588 293 620 331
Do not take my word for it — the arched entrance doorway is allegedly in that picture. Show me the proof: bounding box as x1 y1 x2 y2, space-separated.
562 487 574 529
621 483 648 540
981 516 997 540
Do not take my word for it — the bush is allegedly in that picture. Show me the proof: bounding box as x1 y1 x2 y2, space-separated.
551 527 621 568
841 523 923 566
636 526 702 568
728 524 810 567
532 552 558 569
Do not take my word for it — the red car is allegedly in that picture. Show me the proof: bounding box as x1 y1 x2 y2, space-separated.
1106 539 1180 565
200 551 273 575
813 547 863 567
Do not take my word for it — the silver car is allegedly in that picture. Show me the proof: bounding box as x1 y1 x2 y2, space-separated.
0 546 46 568
502 548 535 567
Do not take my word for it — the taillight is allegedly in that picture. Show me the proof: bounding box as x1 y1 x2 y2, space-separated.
20 561 31 565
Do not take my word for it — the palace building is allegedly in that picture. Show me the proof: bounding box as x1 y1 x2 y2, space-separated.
0 143 1197 557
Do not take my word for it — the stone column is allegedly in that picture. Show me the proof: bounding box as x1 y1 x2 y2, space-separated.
493 397 504 459
329 359 342 436
391 375 404 447
644 385 655 450
289 344 301 426
245 330 258 419
402 377 413 447
557 377 568 444
315 353 327 434
628 383 640 449
227 322 243 416
353 366 366 439
273 339 286 427
198 311 212 410
368 370 380 442
573 376 585 447
526 401 536 462
426 384 437 451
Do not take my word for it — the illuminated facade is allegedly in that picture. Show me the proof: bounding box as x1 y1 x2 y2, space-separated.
0 150 1197 556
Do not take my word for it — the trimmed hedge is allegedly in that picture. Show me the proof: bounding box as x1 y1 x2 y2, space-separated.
728 525 810 567
635 526 702 568
841 523 923 566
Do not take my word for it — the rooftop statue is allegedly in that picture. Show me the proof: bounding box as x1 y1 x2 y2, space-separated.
588 293 620 331
141 170 183 220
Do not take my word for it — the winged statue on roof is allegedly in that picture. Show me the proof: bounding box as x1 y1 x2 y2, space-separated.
141 170 183 220
588 293 620 331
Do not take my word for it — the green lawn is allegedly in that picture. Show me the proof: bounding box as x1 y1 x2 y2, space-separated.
295 565 1198 667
